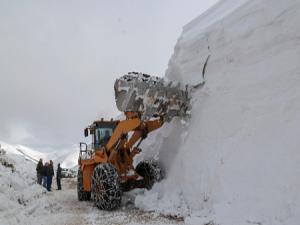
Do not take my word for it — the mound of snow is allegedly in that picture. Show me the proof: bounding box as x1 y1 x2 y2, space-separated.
0 145 80 225
0 148 47 224
135 0 300 224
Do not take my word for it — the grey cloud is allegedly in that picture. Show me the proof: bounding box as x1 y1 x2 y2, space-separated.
0 0 218 151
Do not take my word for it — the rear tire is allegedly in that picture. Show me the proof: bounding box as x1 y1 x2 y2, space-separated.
136 160 162 190
91 163 122 210
77 169 91 201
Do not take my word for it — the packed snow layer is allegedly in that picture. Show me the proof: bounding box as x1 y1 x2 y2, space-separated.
136 0 300 224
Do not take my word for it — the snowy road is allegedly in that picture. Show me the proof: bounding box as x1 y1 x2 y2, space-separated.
31 179 183 225
0 149 184 225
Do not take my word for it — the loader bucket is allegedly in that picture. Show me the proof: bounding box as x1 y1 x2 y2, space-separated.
114 72 191 121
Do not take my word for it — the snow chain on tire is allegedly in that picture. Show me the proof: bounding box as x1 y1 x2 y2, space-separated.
91 163 122 210
77 169 91 201
135 160 162 190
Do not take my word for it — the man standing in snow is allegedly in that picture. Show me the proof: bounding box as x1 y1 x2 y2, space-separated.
36 158 43 185
42 162 48 188
47 160 54 191
56 163 62 190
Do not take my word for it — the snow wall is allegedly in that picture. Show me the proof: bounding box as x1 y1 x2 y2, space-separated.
135 0 300 224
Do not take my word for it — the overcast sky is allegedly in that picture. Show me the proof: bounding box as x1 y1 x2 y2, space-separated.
0 0 218 151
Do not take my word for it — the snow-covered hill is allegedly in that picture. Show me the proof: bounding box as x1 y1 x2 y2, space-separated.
135 0 300 224
0 141 78 169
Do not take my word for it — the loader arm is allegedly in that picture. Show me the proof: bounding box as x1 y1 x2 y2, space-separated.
126 119 163 149
106 115 163 154
106 118 141 152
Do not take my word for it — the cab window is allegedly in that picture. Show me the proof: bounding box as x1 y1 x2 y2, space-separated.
94 127 113 149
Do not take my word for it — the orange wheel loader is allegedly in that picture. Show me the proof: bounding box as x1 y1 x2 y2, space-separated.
77 72 200 210
78 111 164 210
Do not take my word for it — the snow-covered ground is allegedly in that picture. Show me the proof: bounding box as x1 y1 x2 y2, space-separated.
0 149 182 225
135 0 300 224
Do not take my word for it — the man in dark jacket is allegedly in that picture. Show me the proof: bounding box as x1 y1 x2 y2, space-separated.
36 159 43 185
56 163 62 190
42 162 48 188
47 160 54 191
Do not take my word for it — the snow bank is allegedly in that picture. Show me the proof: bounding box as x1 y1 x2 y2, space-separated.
0 147 47 224
136 0 300 224
0 145 84 225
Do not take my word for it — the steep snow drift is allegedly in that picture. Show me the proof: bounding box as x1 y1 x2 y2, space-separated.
136 0 300 224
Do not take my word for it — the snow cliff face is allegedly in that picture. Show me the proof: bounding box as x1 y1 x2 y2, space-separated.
136 0 300 224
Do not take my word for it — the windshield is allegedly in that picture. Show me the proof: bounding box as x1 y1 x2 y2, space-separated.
94 126 114 149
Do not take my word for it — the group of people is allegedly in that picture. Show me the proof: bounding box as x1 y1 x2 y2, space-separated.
36 159 62 191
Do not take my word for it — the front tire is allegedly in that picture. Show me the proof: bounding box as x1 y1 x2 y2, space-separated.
91 163 122 210
136 160 162 190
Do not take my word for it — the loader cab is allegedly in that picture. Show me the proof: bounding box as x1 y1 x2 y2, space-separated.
87 119 119 150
